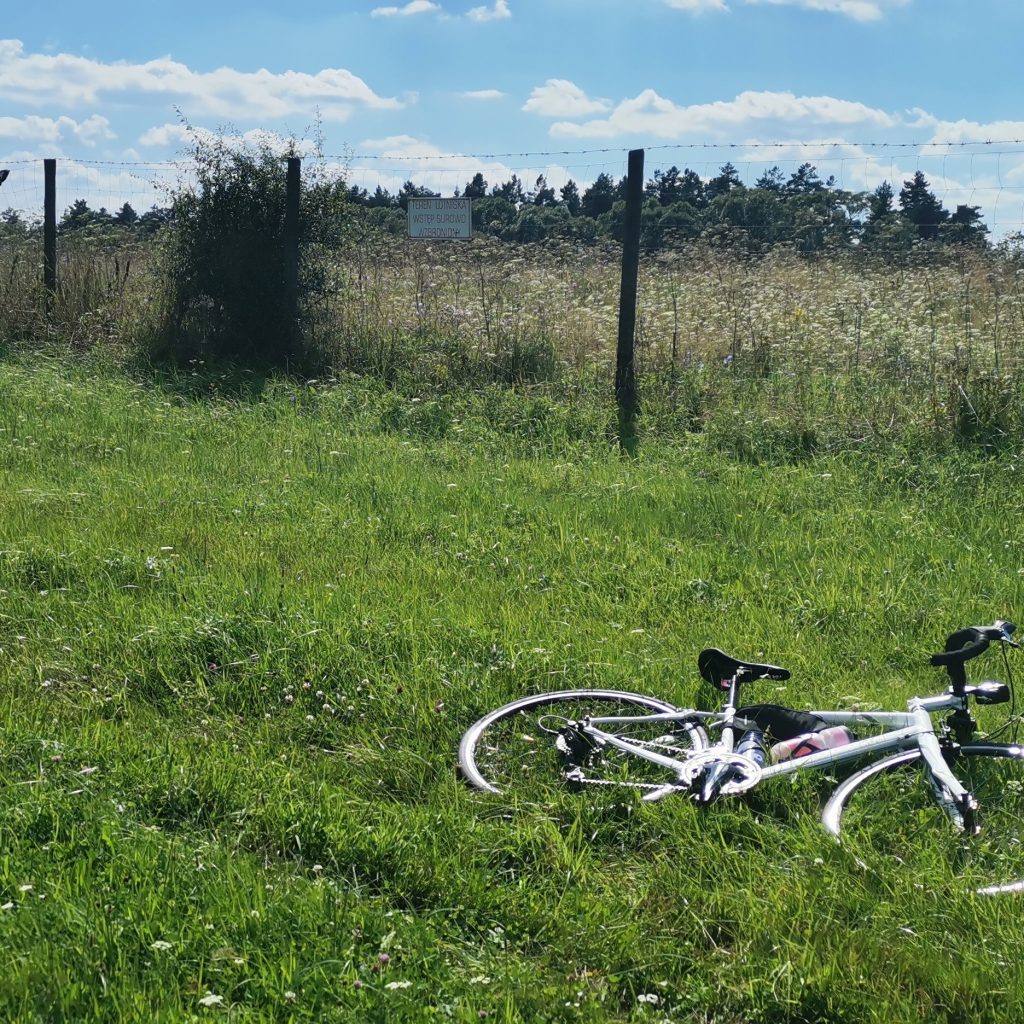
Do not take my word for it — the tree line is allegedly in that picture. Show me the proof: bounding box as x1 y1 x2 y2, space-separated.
0 199 171 237
347 163 989 254
0 162 990 255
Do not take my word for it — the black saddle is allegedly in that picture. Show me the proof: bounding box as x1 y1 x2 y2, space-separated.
698 648 791 690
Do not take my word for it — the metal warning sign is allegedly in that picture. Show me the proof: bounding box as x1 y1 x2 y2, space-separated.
407 198 472 239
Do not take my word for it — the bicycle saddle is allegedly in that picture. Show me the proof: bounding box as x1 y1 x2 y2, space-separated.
698 648 791 690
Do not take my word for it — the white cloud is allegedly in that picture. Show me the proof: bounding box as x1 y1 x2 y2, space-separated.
729 139 900 193
746 0 907 20
922 117 1024 146
0 38 402 122
667 0 909 20
523 80 611 118
371 1 441 16
359 133 446 156
349 133 574 197
461 89 505 100
0 113 114 146
547 89 898 139
664 0 729 12
467 1 511 23
138 124 196 148
72 115 116 146
138 123 318 157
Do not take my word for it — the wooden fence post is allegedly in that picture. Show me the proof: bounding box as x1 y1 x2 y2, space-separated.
43 159 57 303
284 156 301 342
616 148 644 453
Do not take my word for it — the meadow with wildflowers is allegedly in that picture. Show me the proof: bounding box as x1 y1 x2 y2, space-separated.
2 235 1024 1021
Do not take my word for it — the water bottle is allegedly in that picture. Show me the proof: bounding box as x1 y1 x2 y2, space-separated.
736 727 767 768
770 726 854 763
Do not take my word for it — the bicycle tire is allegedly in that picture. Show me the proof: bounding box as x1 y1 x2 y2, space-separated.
459 689 708 796
823 743 1024 895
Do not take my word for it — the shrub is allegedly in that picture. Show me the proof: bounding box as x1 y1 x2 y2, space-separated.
153 127 348 368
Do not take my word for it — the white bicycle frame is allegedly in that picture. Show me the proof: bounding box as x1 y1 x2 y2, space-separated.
578 690 976 826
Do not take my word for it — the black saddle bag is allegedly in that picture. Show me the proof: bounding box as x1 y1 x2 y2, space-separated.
735 703 828 742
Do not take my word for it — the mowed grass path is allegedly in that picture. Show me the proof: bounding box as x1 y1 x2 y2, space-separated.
1 356 1023 1022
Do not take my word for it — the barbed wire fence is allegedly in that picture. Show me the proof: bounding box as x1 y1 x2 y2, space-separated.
4 138 1024 236
0 157 191 225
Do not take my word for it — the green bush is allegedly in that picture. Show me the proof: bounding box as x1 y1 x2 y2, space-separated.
154 128 348 368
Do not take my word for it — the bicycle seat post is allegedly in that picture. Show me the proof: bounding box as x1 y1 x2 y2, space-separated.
695 669 744 803
719 669 746 743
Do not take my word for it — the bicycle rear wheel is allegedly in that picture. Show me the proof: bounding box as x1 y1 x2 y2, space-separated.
824 743 1024 895
459 689 708 797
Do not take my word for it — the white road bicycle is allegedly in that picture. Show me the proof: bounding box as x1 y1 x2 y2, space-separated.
459 620 1024 895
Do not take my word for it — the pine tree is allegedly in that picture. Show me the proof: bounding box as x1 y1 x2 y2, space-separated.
463 173 488 198
60 198 94 231
369 186 395 209
397 180 439 211
678 169 706 208
899 171 948 241
530 174 557 207
945 204 988 247
580 173 616 218
113 202 138 227
491 175 526 206
868 181 895 222
784 163 824 195
706 163 741 201
560 180 581 216
0 207 26 235
755 167 785 192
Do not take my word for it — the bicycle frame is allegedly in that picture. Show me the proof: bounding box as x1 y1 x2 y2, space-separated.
578 690 975 819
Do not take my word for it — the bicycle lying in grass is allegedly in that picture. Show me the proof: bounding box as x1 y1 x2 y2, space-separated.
459 620 1024 895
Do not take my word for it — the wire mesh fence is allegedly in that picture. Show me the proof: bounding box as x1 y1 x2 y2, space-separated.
4 137 1024 236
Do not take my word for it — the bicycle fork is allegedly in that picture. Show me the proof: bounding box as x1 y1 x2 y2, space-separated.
911 699 980 835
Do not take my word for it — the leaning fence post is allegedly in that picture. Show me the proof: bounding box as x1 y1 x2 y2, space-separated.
43 158 57 303
616 148 644 453
284 156 301 343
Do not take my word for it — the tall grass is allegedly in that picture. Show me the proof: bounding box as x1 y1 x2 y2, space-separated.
0 232 153 353
0 353 1023 1020
4 228 1024 457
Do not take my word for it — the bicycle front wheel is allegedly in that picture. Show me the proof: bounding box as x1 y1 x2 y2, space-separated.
824 743 1024 895
459 689 708 797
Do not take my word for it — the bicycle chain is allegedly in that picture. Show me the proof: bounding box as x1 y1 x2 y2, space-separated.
564 770 663 791
565 736 697 791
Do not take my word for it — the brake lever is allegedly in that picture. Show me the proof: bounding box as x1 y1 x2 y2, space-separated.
992 619 1020 648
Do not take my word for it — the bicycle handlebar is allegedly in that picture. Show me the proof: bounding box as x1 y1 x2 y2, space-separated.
929 620 1018 669
930 635 990 667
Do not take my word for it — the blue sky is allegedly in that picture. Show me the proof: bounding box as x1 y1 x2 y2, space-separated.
3 1 1024 231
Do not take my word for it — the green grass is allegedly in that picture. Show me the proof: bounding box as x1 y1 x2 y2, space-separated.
2 353 1024 1022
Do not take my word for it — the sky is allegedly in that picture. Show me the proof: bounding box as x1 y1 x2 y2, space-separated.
3 0 1024 232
